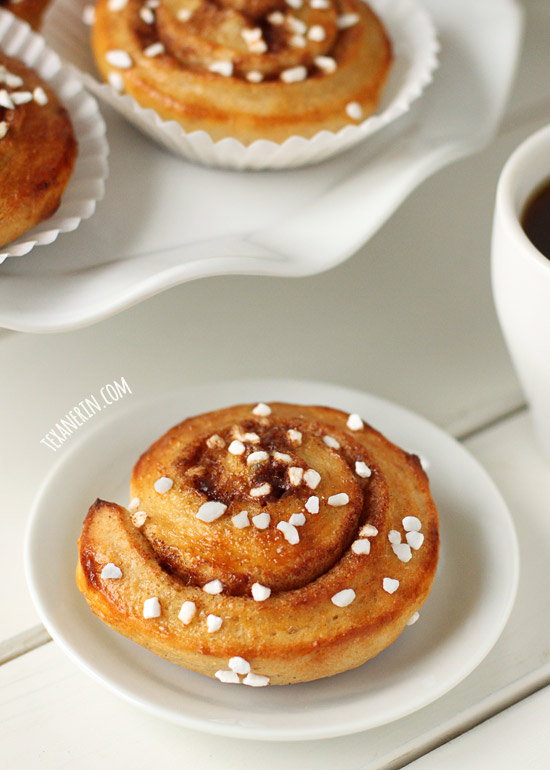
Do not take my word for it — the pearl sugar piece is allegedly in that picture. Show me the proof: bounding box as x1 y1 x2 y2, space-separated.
331 588 356 607
351 539 370 555
403 516 421 532
232 510 250 528
252 511 270 529
251 583 271 601
101 563 122 579
328 493 349 507
406 531 425 550
215 670 240 683
252 402 271 416
229 656 251 675
143 597 161 618
207 614 223 633
346 102 363 121
197 501 227 522
383 577 399 594
154 476 173 493
305 496 319 514
178 601 196 624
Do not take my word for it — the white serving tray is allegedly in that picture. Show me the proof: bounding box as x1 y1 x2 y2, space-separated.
0 0 523 332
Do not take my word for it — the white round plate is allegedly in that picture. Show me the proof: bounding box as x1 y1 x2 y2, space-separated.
25 379 519 741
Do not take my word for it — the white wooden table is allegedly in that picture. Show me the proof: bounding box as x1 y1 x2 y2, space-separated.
1 1 550 767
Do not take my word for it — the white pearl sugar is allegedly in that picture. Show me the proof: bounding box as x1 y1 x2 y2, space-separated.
347 413 364 431
392 542 412 563
304 469 321 489
323 435 340 449
288 467 303 486
251 583 271 601
128 497 140 511
403 516 421 532
207 614 223 633
327 493 349 507
305 496 319 514
154 476 173 494
281 66 307 84
228 439 245 455
331 588 356 607
383 577 399 594
215 670 240 683
143 597 161 618
289 512 306 526
388 529 401 544
360 524 378 537
229 656 251 675
252 512 270 529
346 102 363 121
355 461 372 478
105 49 133 69
351 539 370 555
250 483 271 497
101 563 122 579
252 402 271 416
406 531 425 550
178 601 196 624
287 429 302 444
209 60 234 77
196 501 227 522
243 672 270 687
407 612 420 626
247 451 269 465
232 510 250 528
203 579 223 594
277 521 300 544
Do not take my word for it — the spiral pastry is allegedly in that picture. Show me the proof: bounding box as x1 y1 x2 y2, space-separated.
0 52 77 248
0 0 52 30
77 402 439 686
91 0 392 143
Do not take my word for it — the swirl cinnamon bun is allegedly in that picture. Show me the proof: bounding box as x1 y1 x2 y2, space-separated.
90 0 392 143
77 402 439 686
0 52 77 248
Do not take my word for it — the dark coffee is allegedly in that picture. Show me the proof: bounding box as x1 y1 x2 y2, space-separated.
521 177 550 260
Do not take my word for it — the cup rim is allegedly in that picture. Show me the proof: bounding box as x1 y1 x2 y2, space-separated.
496 123 550 273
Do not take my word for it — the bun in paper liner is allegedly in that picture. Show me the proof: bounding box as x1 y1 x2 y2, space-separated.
45 0 437 169
77 402 439 686
0 10 108 263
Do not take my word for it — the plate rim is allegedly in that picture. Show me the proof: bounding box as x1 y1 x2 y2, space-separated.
24 378 520 740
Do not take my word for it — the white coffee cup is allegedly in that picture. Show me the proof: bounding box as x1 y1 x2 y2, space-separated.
492 124 550 459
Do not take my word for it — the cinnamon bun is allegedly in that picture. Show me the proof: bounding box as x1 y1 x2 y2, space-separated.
91 0 392 143
0 51 77 248
77 402 439 686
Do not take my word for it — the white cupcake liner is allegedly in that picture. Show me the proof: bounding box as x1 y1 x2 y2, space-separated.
0 10 108 262
43 0 437 170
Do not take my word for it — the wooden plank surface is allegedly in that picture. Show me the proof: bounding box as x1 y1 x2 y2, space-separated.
406 685 550 770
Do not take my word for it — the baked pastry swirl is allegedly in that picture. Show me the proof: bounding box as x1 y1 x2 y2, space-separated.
0 52 77 248
91 0 392 143
0 0 52 30
77 402 439 686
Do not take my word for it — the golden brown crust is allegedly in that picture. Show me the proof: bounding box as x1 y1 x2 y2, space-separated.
0 53 77 248
0 0 52 30
77 402 439 686
91 0 392 143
